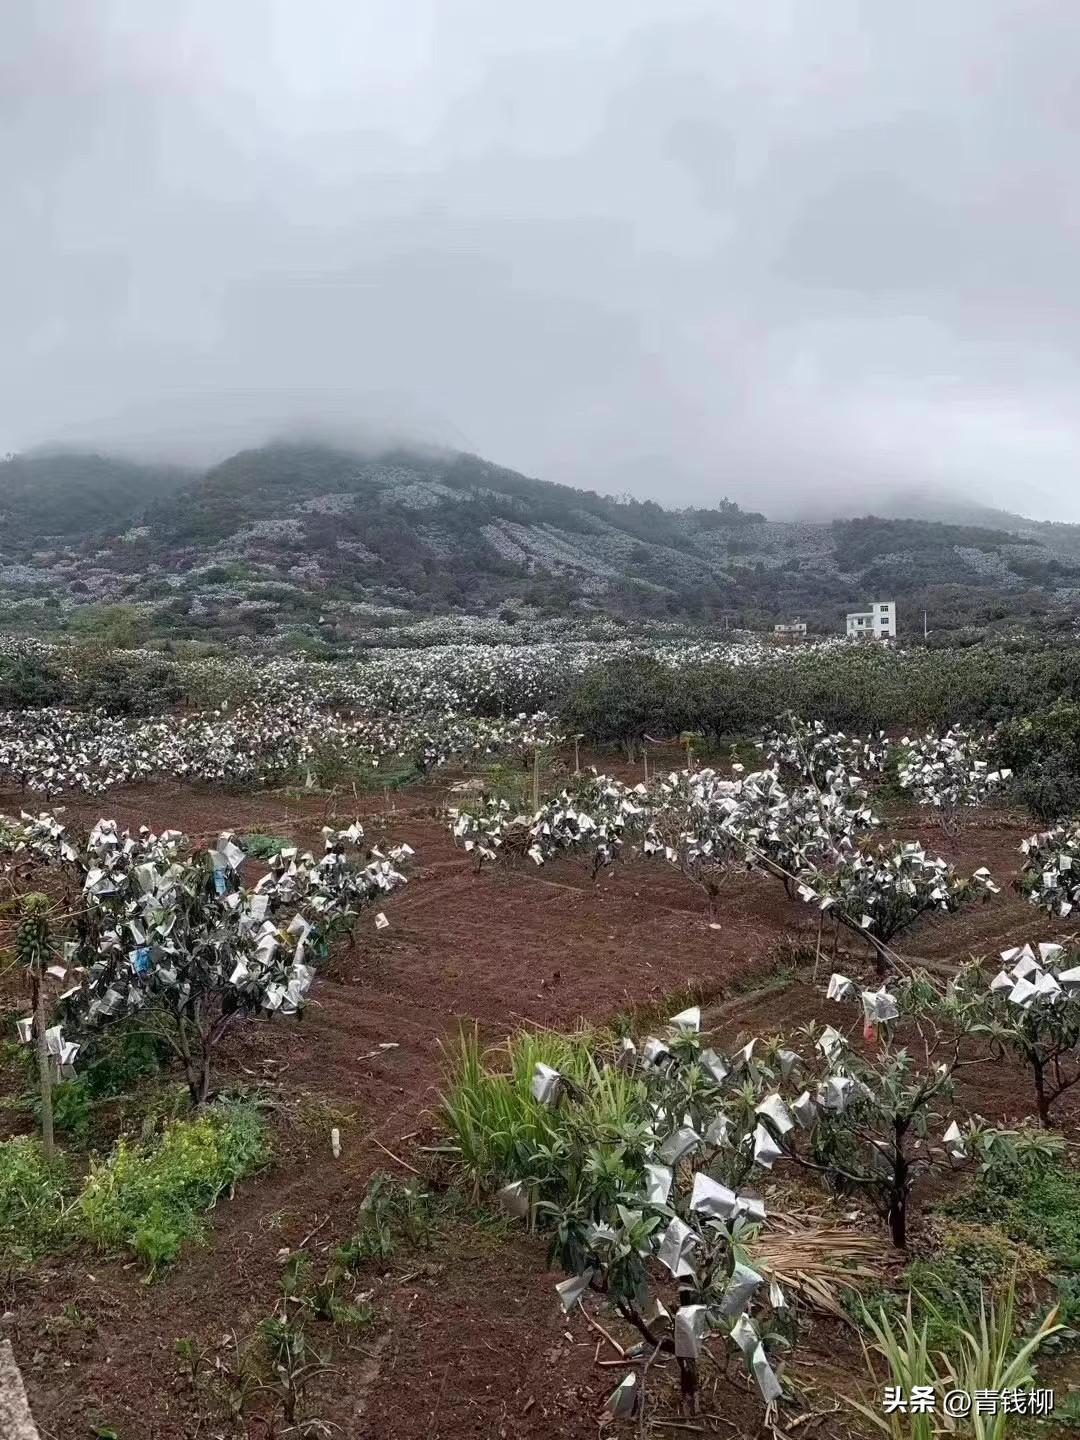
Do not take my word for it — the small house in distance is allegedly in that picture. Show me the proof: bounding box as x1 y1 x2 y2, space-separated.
846 600 896 640
773 619 808 642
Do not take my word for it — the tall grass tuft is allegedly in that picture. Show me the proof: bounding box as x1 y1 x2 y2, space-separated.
440 1025 646 1200
852 1272 1062 1440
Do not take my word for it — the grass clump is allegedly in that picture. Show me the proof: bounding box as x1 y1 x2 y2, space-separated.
441 1025 644 1196
0 1137 70 1264
941 1153 1080 1265
77 1100 268 1271
853 1273 1063 1440
242 831 291 860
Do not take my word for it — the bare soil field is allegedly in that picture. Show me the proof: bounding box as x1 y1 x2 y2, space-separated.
0 774 1073 1439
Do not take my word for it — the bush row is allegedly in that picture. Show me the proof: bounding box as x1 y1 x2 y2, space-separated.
0 647 188 715
560 645 1080 748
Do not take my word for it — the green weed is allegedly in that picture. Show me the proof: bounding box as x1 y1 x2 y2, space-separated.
76 1100 268 1271
257 1313 332 1427
336 1172 441 1266
942 1154 1080 1266
852 1274 1062 1440
21 1024 167 1139
280 1251 376 1329
1054 1391 1080 1428
242 831 290 860
886 1222 1046 1348
0 1136 70 1264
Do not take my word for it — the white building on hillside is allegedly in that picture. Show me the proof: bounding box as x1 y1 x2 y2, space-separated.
773 618 808 640
846 600 896 640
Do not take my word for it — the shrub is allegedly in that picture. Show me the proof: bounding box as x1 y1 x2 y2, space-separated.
28 816 409 1106
809 843 995 964
958 943 1080 1126
0 654 64 709
1016 757 1080 823
560 656 695 753
560 646 1080 751
994 701 1080 777
68 646 187 716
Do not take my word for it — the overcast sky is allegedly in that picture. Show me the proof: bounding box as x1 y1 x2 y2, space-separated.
4 1 1080 520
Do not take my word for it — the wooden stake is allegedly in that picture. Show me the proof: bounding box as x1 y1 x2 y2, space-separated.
33 970 54 1163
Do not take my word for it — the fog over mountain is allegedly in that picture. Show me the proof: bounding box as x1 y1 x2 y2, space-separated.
5 2 1080 521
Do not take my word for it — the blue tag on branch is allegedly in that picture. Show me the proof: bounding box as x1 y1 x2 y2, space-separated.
213 870 227 895
134 947 150 974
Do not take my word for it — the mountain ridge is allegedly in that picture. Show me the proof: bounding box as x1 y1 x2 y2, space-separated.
2 442 1079 644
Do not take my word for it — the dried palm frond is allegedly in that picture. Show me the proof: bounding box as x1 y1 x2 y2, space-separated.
746 1220 883 1320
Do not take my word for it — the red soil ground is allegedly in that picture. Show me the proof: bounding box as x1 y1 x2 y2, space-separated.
0 774 1069 1439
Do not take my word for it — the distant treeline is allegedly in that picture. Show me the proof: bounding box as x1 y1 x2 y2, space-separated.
560 645 1080 747
9 635 1080 750
0 648 187 716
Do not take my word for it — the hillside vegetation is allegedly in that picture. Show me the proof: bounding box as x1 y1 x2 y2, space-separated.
3 443 1080 645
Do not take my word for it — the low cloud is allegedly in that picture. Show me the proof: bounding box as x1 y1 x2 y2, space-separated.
4 1 1080 520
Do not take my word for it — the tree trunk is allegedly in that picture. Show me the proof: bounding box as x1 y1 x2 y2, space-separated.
888 1122 909 1248
176 1015 211 1109
187 1060 212 1108
677 1358 698 1415
888 1189 907 1249
33 976 54 1163
1033 1055 1051 1128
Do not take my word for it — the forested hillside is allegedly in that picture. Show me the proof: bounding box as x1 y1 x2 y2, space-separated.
2 443 1080 645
